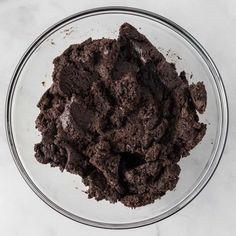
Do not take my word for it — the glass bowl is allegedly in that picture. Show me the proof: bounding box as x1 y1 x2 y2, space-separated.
5 7 228 229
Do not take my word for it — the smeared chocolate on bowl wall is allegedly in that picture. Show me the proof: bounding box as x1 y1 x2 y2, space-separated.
34 23 207 208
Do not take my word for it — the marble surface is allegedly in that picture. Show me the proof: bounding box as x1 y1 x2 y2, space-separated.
0 0 235 235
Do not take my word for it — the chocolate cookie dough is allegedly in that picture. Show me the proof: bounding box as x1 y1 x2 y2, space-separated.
35 23 207 208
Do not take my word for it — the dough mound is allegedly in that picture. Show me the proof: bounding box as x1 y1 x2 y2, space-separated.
35 23 207 208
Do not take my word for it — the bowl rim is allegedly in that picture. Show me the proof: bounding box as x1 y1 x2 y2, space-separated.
5 6 229 229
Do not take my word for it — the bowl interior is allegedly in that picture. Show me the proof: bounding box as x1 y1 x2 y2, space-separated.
8 9 226 228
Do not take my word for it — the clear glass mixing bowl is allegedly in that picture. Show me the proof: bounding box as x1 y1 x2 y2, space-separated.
5 7 228 229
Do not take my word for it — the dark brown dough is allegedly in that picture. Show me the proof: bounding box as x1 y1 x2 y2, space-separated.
35 23 207 208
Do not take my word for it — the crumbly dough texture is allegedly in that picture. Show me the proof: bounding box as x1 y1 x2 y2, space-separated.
35 23 207 208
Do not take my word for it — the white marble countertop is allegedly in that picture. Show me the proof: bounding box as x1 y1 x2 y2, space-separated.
0 0 235 235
